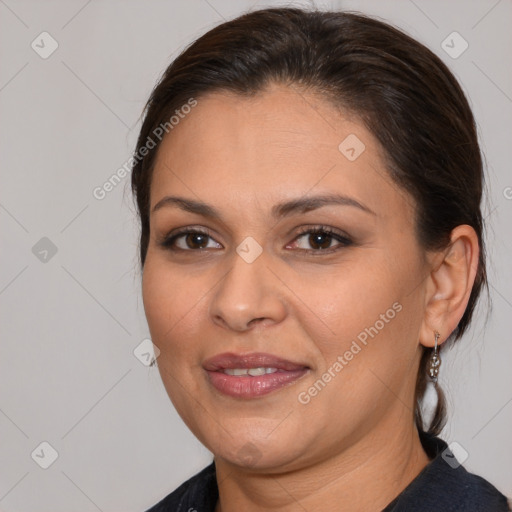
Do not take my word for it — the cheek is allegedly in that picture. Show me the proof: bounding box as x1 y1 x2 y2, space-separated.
142 261 172 339
142 257 210 424
142 256 200 357
291 261 401 348
292 271 423 443
302 254 424 391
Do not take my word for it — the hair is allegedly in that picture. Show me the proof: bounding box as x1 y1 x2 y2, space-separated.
130 7 487 436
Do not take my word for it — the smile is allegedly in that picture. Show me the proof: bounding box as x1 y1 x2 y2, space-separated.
203 352 309 399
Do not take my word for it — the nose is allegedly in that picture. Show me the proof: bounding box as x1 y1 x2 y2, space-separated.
209 249 287 332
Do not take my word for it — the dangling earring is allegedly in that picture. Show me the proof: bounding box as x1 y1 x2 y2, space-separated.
428 331 441 384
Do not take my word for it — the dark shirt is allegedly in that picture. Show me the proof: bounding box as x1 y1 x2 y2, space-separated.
145 431 510 511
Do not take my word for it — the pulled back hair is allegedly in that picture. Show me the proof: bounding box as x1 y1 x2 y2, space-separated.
131 7 487 436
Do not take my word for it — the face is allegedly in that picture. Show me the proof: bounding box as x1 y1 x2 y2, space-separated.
142 84 431 472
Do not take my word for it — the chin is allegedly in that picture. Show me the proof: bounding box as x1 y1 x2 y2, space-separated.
216 445 301 472
203 428 309 472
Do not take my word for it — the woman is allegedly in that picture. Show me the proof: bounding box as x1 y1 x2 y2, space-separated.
131 7 510 511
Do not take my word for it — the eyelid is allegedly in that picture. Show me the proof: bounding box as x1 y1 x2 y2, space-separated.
293 225 351 241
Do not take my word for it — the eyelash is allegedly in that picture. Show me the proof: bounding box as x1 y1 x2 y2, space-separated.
159 225 353 256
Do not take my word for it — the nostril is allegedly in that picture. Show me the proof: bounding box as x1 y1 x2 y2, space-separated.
248 317 266 326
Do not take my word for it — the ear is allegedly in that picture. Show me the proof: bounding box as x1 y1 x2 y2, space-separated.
419 225 480 348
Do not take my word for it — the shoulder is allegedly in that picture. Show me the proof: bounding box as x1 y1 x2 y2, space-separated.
143 462 218 512
385 431 511 512
456 469 511 511
439 461 511 511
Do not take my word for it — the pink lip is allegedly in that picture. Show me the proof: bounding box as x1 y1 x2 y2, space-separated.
203 352 308 371
203 352 310 399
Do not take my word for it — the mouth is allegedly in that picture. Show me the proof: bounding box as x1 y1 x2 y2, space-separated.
203 352 310 399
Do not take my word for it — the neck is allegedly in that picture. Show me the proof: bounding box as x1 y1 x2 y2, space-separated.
214 417 431 512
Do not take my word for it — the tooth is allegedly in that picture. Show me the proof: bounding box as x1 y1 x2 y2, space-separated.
248 367 267 376
224 368 249 376
223 367 279 376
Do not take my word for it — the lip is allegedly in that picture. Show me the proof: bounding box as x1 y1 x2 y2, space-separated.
203 352 310 399
203 352 308 371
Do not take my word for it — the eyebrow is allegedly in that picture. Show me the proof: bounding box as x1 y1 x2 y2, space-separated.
151 193 376 219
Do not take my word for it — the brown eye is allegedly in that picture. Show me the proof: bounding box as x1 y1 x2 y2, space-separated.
184 233 209 249
307 232 335 250
291 227 353 253
160 229 222 251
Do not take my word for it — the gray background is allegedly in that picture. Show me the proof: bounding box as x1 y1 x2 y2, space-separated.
0 0 511 510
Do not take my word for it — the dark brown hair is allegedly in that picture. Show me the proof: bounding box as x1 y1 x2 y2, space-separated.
131 7 487 436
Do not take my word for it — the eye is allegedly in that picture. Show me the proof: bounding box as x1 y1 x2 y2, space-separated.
287 226 353 254
160 228 222 251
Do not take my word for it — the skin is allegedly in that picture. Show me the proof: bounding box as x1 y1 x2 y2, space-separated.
141 83 479 511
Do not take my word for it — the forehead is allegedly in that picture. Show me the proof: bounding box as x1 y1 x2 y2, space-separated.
150 84 414 221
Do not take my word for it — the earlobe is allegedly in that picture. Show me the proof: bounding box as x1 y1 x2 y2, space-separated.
419 225 479 348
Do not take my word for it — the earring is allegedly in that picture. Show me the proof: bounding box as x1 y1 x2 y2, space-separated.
428 331 441 384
